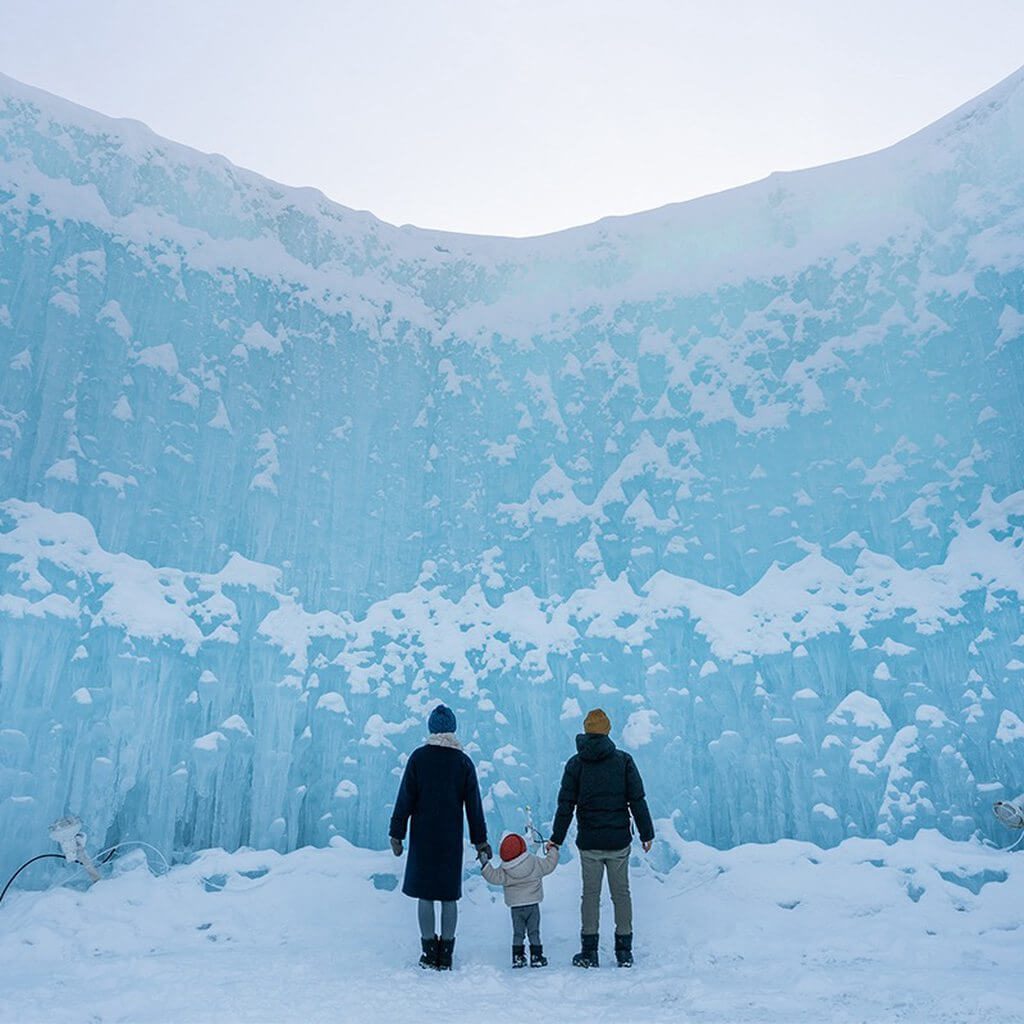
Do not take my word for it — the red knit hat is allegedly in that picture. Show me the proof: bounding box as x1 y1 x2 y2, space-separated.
500 833 527 862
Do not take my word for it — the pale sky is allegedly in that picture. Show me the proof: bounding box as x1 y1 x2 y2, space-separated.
2 1 1022 237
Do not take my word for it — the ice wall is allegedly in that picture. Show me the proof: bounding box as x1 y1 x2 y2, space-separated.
1 69 1023 877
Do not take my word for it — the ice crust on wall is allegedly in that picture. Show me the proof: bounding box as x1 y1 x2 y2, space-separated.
0 70 1023 876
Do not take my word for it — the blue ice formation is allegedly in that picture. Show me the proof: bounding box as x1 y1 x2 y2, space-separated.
0 69 1023 879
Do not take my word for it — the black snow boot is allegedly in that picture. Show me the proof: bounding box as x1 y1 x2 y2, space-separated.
419 935 439 970
512 945 527 968
614 933 633 968
437 937 456 971
530 944 548 968
572 933 599 968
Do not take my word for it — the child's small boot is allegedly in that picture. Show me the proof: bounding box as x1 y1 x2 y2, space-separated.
419 935 439 970
512 945 527 968
614 933 633 968
530 944 548 968
572 933 599 968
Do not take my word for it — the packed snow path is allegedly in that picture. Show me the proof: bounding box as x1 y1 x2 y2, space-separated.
1 831 1020 1024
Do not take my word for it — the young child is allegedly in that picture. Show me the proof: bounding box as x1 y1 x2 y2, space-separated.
481 832 559 967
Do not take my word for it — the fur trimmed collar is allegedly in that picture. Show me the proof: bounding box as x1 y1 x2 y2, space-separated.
426 732 462 749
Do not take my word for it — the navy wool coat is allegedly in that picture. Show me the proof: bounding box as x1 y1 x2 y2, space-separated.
389 741 488 902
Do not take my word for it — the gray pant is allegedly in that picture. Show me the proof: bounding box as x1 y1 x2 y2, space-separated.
511 903 541 946
418 899 457 940
580 846 632 936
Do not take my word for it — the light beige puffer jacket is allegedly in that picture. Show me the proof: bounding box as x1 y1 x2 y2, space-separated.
481 847 559 907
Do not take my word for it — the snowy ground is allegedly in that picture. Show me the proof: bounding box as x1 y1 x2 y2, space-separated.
1 829 1021 1024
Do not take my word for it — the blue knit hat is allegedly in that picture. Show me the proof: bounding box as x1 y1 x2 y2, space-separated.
428 704 457 734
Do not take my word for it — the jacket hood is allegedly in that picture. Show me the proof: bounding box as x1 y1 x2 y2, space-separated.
501 850 534 877
576 732 616 762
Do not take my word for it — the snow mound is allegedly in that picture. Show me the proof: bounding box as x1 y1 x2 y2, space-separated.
0 830 1018 1024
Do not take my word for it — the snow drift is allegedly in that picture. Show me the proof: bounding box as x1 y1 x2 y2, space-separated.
0 831 1018 1023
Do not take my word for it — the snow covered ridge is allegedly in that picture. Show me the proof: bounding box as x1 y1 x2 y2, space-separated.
0 831 1019 1023
2 67 1024 326
1 68 1024 877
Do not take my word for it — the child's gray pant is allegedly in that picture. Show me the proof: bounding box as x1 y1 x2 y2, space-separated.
511 903 541 946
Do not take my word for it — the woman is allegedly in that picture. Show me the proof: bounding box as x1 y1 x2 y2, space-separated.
389 704 490 970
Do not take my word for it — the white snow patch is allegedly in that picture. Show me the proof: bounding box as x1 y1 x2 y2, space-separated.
996 710 1024 743
220 714 252 737
828 691 892 730
112 395 134 422
44 458 77 484
622 708 662 749
193 731 228 753
98 300 132 340
316 692 349 715
240 322 283 354
135 343 179 375
208 399 232 432
8 348 31 371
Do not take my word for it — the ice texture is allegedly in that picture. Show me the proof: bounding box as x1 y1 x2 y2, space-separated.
0 69 1023 877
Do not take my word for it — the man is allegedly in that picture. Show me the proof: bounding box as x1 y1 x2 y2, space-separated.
547 707 654 968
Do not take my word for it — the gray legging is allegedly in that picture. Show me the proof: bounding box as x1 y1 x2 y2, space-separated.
418 899 458 941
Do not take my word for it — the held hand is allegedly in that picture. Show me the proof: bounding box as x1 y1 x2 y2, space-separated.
642 839 653 853
390 837 403 857
545 841 560 854
475 842 493 864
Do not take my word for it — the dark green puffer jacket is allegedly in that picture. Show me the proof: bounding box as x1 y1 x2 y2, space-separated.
550 734 655 850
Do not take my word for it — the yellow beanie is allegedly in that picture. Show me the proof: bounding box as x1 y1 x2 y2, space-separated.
584 708 611 735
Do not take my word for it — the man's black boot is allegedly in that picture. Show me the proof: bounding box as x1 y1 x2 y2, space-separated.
615 933 633 968
571 933 599 968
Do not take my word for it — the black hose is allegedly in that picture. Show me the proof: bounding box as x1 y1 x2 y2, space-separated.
0 845 118 905
0 853 65 905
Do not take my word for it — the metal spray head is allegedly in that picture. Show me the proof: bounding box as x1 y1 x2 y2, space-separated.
993 796 1024 831
49 816 100 881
